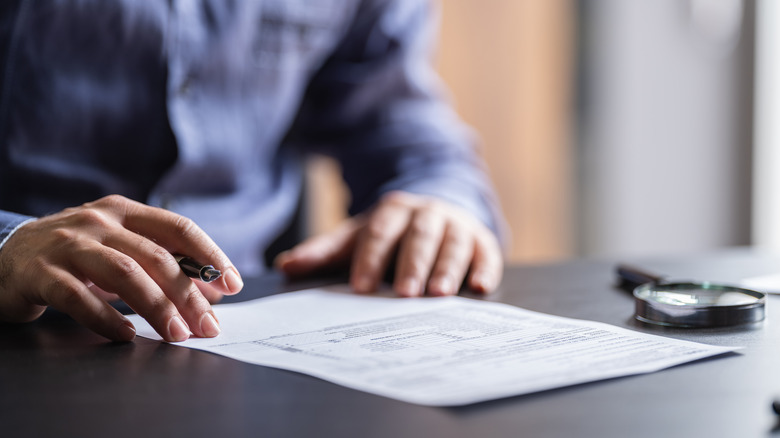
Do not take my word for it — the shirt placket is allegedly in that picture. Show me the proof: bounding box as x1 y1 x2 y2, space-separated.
154 0 200 210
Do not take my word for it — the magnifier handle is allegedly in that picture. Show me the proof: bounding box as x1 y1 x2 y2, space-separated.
616 264 666 292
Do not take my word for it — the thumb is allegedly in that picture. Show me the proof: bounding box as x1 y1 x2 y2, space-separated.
274 218 360 277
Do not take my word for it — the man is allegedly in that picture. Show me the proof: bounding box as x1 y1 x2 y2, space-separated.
0 0 506 343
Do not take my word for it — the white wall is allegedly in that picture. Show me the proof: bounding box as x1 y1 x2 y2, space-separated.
753 0 780 249
577 0 753 257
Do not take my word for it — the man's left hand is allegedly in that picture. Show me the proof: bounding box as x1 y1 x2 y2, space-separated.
275 191 503 296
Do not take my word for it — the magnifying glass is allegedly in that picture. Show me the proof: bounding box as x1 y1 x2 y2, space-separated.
616 264 766 328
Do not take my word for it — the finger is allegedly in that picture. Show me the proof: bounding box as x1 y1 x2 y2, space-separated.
194 282 226 304
466 231 504 294
427 222 474 296
101 230 221 338
93 196 243 295
72 244 192 342
85 281 121 302
350 204 413 293
38 266 137 342
275 219 360 276
393 208 447 297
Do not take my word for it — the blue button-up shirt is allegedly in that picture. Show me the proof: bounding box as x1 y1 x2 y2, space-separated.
0 0 505 274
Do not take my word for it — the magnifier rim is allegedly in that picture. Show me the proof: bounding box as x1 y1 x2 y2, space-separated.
633 281 766 328
634 281 766 308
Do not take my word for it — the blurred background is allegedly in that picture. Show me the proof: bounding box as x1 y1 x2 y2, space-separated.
306 0 780 265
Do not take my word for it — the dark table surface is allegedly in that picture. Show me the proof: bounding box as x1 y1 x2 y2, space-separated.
4 247 780 438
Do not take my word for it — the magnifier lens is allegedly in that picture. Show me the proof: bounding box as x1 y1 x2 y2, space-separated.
638 288 759 306
633 282 765 328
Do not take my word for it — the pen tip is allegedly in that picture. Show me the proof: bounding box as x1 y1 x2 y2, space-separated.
201 267 222 283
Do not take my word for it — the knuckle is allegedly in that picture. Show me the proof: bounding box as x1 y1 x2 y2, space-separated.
381 190 423 208
85 195 134 221
98 194 128 208
444 228 470 249
382 191 409 204
71 208 111 229
365 219 393 241
422 199 446 215
172 216 197 240
60 205 80 216
436 235 474 267
204 245 222 263
404 259 428 277
109 255 143 281
49 227 78 247
58 287 83 309
181 286 204 309
409 214 437 240
352 248 381 274
46 277 83 309
148 244 176 270
441 246 471 271
431 265 453 279
145 294 172 316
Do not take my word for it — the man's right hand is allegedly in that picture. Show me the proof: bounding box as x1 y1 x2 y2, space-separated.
0 195 243 342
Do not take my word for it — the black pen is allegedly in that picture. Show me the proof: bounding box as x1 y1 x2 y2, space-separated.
175 255 222 283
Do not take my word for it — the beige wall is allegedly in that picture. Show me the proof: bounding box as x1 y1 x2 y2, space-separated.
307 0 575 264
437 0 575 262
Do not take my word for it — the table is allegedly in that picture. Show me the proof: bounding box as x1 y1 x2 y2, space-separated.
3 248 780 437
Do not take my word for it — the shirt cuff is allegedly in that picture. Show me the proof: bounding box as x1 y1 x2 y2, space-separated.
0 215 36 253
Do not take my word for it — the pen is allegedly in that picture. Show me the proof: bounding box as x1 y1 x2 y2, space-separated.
615 264 666 292
175 255 222 283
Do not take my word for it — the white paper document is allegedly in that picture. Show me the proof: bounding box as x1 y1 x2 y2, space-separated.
741 272 780 294
126 286 737 406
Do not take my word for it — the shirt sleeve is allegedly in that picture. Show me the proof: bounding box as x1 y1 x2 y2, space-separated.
0 211 35 252
285 0 509 244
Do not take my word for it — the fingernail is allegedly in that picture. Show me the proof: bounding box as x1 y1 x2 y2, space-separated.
472 272 493 293
224 268 244 294
167 315 190 342
200 312 221 338
398 277 421 297
116 321 136 342
354 275 373 293
432 277 453 296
